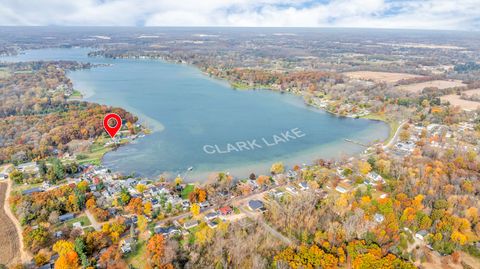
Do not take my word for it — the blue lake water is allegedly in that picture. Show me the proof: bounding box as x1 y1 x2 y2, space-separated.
2 48 389 180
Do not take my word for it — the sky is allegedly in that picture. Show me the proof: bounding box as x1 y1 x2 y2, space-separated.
0 0 479 30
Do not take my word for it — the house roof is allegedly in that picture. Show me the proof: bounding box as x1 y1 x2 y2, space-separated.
184 220 199 228
59 213 75 221
248 199 264 210
219 206 232 214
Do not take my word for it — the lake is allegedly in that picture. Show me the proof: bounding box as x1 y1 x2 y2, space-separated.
2 48 389 180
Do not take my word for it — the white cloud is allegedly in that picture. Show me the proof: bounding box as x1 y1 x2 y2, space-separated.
0 0 478 30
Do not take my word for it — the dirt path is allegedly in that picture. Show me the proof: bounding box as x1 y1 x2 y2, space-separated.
0 182 22 265
239 206 295 246
0 165 31 265
85 209 102 230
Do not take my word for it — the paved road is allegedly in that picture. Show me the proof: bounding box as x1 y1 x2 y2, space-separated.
384 120 408 149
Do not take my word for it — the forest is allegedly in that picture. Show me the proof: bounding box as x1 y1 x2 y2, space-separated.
0 62 138 165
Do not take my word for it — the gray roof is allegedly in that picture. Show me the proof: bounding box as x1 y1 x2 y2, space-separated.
248 199 264 210
22 187 44 195
59 213 75 222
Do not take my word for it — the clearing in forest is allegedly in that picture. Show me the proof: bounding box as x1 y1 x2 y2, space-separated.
441 89 480 111
343 71 424 84
397 80 465 93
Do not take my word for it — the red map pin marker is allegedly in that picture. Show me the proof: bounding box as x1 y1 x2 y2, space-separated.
103 113 122 138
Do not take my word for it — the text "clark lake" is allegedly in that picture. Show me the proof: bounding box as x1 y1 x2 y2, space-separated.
203 128 306 154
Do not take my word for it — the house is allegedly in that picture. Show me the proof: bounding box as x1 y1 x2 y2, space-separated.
415 230 428 241
374 213 385 223
298 182 309 191
59 213 75 222
204 212 218 221
154 226 180 237
17 162 39 173
120 238 136 254
22 187 44 196
184 220 199 229
181 200 190 208
72 222 82 229
335 181 351 194
199 201 210 208
248 200 265 211
286 186 298 195
335 185 348 194
150 186 168 196
207 220 218 229
287 170 297 178
367 172 385 184
270 190 285 199
218 206 233 216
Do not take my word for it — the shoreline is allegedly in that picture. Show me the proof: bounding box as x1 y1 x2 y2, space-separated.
7 48 392 182
75 51 392 181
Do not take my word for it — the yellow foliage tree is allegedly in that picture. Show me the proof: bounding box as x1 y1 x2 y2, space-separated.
191 203 200 216
358 161 372 175
270 162 285 174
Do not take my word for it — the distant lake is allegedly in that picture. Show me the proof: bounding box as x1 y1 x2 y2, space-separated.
2 48 389 180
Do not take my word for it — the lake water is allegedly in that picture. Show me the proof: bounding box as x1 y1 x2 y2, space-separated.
2 48 389 180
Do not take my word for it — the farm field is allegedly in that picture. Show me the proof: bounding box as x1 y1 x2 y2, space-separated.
441 89 480 111
0 182 20 265
343 71 424 83
397 79 465 93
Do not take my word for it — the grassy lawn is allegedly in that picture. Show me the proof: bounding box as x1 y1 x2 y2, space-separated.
181 184 195 199
361 113 400 145
126 240 147 269
68 89 83 99
0 67 11 79
61 215 91 228
77 137 113 165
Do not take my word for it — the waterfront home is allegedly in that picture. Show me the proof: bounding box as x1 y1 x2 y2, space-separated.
218 206 233 216
204 212 218 221
59 213 75 222
150 186 169 196
248 200 265 211
184 220 199 229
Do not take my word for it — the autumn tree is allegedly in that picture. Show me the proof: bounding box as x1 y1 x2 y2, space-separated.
146 234 172 268
191 203 200 216
53 240 79 269
271 162 285 174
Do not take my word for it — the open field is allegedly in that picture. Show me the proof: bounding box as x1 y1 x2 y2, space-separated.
343 71 423 83
0 182 21 265
441 89 480 111
396 80 465 93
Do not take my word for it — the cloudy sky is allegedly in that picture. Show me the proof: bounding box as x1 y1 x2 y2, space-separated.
0 0 479 30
